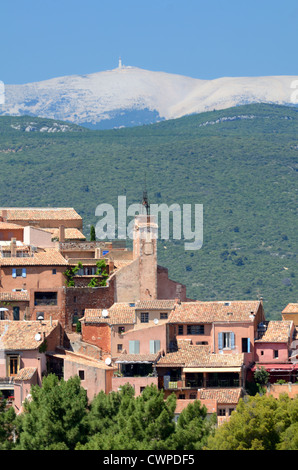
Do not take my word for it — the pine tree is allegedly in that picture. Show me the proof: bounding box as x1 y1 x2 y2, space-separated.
90 225 96 241
16 374 88 450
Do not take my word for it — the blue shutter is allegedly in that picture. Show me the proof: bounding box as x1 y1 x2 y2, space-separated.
12 268 16 278
22 268 26 278
247 338 251 353
135 340 140 354
218 332 223 350
231 332 235 349
155 340 160 353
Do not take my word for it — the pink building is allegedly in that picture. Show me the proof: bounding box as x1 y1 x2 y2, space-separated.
0 319 63 413
252 320 296 383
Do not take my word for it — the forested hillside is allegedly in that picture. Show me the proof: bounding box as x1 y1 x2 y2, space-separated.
0 104 297 319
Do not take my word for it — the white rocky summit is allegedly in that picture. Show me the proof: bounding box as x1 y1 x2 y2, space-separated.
1 61 297 129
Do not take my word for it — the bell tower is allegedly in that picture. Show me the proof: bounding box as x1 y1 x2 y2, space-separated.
133 190 158 300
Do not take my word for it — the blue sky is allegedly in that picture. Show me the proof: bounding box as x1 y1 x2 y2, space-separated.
1 0 298 84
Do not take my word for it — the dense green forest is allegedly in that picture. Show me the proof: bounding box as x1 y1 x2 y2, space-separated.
1 376 298 450
0 103 297 319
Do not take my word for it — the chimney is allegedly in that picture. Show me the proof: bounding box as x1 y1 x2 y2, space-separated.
10 238 17 257
2 210 7 222
59 225 65 243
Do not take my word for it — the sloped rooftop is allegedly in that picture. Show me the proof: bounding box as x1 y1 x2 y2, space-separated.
255 320 293 343
156 343 244 368
168 300 261 323
0 320 59 350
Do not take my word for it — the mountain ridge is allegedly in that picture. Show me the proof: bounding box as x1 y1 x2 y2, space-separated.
1 65 298 129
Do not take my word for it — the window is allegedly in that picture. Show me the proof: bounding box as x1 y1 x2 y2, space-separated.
218 331 235 350
160 312 168 320
178 394 185 399
117 344 123 353
187 325 204 335
229 408 234 416
178 325 184 335
36 312 44 320
52 269 56 275
78 370 85 380
12 268 26 278
141 312 149 323
150 340 160 354
13 306 20 321
118 326 125 334
7 355 19 376
129 340 140 354
218 409 226 416
189 393 197 399
274 350 279 359
242 338 250 353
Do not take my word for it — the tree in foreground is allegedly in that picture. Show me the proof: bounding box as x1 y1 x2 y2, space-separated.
16 374 88 450
206 393 298 450
0 393 16 450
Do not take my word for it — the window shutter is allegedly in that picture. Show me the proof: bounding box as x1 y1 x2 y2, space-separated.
218 332 223 350
231 332 235 349
129 340 140 354
150 340 161 354
22 268 26 278
12 268 16 278
247 339 250 353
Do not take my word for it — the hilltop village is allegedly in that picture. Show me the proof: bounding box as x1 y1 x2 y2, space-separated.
0 206 297 425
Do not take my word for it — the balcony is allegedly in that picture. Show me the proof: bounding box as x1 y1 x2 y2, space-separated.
34 292 57 306
162 377 240 390
112 376 158 396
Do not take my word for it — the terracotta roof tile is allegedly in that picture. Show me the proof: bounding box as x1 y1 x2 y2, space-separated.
51 351 115 370
82 303 136 325
0 221 24 230
135 300 176 310
0 320 59 350
156 344 244 368
0 249 68 266
44 228 86 240
282 303 298 314
255 321 292 343
0 291 29 301
14 367 37 381
0 207 82 221
169 300 261 323
198 388 242 404
115 352 161 363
